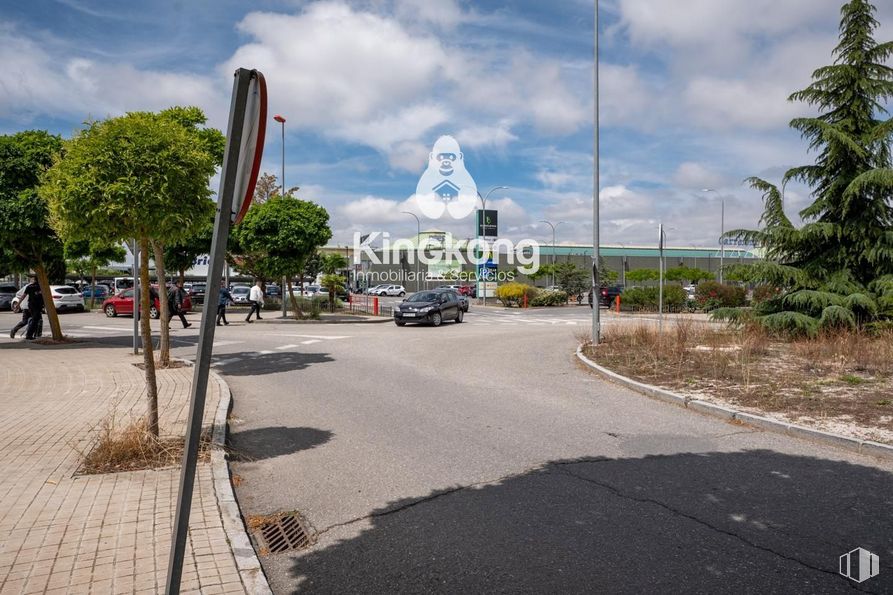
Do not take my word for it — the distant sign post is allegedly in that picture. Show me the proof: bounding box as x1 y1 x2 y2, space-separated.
165 68 266 595
477 209 498 238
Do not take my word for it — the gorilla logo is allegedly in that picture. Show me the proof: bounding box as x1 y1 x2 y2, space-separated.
414 135 478 220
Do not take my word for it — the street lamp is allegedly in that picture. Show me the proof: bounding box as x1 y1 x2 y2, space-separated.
658 223 666 334
274 115 288 317
592 0 601 345
539 220 563 287
702 188 724 284
401 211 421 292
476 185 508 307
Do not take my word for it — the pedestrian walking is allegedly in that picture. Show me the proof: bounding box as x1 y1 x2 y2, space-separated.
217 280 233 326
168 280 191 329
17 276 44 340
10 293 31 338
245 280 264 323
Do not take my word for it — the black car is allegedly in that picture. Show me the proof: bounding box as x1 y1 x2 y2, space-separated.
588 285 624 308
431 287 469 312
189 283 207 305
394 290 464 326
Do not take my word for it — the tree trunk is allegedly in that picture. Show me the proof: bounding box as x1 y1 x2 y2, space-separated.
287 278 301 319
152 240 171 368
179 268 186 285
35 262 63 341
139 236 159 438
90 265 97 310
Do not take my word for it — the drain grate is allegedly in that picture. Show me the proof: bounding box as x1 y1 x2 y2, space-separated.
254 512 313 554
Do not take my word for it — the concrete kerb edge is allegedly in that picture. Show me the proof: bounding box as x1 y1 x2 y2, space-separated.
208 367 273 595
172 356 273 595
575 345 893 461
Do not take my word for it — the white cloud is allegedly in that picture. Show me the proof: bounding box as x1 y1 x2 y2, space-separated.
672 162 725 190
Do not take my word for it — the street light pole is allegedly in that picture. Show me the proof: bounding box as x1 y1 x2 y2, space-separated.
658 223 664 334
401 211 421 292
539 220 562 287
477 185 508 307
275 114 287 317
592 0 601 345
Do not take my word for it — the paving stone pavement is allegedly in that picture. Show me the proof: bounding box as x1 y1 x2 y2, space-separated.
0 344 253 594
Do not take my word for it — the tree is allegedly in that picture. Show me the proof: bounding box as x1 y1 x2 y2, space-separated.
625 268 660 283
65 239 127 308
253 172 299 204
721 0 893 335
552 262 589 297
320 253 349 308
232 196 332 318
666 266 714 285
163 220 213 284
0 130 66 340
43 111 217 437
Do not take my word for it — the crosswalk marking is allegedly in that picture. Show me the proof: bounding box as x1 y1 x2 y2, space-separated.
276 334 349 340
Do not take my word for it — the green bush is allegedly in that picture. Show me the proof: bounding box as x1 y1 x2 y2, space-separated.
620 285 688 310
751 284 780 304
695 281 746 310
496 282 538 307
530 290 567 307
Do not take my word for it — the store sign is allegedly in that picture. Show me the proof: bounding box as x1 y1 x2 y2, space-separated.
477 210 498 238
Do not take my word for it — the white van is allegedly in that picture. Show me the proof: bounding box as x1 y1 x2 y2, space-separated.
113 277 135 294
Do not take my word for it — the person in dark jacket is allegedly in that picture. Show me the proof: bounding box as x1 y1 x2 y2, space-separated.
167 280 191 329
22 277 44 340
217 280 233 326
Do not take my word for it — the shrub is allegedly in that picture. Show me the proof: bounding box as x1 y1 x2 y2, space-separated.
695 281 746 310
496 282 538 307
751 284 781 304
530 290 567 307
621 285 688 310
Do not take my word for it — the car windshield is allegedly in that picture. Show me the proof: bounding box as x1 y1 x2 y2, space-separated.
54 287 77 295
407 292 439 303
192 284 206 291
0 285 17 293
232 287 249 294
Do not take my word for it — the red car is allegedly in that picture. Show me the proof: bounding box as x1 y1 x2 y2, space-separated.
101 288 192 319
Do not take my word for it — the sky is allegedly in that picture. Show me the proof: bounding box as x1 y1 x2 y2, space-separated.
2 0 892 249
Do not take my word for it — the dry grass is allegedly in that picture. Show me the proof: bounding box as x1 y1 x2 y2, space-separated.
584 322 893 443
77 415 210 475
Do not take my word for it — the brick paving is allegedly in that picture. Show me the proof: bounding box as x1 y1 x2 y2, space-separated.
0 345 250 594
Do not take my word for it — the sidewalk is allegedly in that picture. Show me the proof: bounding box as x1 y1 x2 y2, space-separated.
0 344 265 594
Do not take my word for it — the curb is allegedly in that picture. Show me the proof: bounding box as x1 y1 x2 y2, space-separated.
207 368 273 595
254 316 391 324
575 345 893 461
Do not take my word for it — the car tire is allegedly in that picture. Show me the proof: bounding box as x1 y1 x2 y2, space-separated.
150 305 159 319
431 312 442 327
105 304 117 317
399 292 405 297
455 310 463 323
76 304 85 312
395 320 406 327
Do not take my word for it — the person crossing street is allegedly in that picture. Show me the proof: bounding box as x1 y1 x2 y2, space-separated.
245 280 264 323
217 280 233 326
168 280 191 329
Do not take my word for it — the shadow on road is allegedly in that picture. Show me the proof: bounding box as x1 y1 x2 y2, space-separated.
209 351 334 376
283 450 892 594
229 426 333 462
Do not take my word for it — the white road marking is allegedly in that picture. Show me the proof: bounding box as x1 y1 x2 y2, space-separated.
82 326 126 332
276 334 349 340
300 340 321 345
212 340 243 347
276 344 298 350
211 357 241 367
258 350 274 355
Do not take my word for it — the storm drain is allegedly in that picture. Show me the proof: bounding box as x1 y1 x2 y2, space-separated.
253 512 314 554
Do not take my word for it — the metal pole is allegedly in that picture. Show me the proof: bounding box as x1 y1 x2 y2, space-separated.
166 68 253 595
280 118 288 318
401 211 420 292
591 0 600 344
720 199 725 284
658 223 664 334
132 239 139 355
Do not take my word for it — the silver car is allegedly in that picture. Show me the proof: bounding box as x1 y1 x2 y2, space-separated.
0 284 17 310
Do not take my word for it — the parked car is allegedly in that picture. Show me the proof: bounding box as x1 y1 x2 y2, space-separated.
432 287 469 312
189 283 207 305
588 285 624 308
370 284 405 297
394 290 464 326
81 284 111 300
230 285 251 304
457 284 476 298
364 284 388 295
101 288 191 319
0 283 18 310
13 285 85 313
265 284 281 298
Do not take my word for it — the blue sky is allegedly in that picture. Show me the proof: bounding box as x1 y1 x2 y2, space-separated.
2 0 891 248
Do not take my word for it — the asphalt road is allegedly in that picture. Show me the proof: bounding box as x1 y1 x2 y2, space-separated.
3 307 891 593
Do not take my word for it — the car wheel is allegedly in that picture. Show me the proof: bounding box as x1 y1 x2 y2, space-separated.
150 305 159 319
431 312 442 327
395 320 406 327
455 310 463 323
76 304 85 312
105 304 117 317
399 292 405 297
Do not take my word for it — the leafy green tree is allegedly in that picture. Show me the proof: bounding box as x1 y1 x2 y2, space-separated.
625 268 660 284
320 274 346 311
232 196 332 318
43 111 217 437
553 262 588 297
721 0 893 336
320 253 349 308
666 266 714 284
65 239 127 308
0 130 66 340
